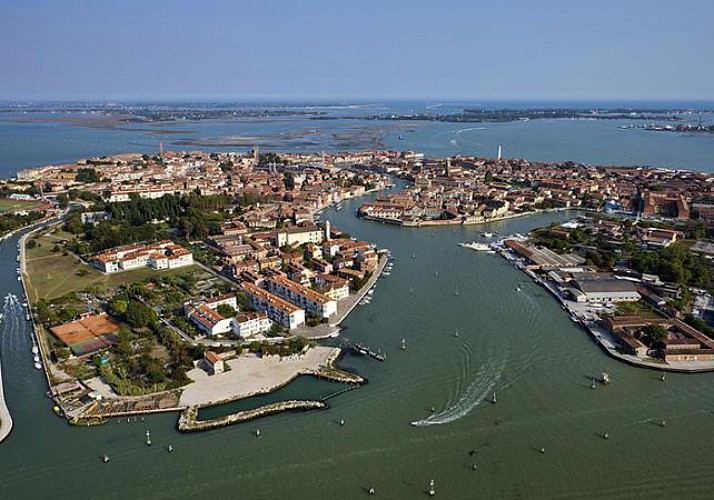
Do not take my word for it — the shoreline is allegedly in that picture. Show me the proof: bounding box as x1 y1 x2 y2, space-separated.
497 240 714 374
361 207 593 229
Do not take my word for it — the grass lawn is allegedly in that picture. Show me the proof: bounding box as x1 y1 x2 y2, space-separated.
0 198 41 213
24 229 199 303
615 300 662 319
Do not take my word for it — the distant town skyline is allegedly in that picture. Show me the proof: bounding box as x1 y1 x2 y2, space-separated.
1 0 713 100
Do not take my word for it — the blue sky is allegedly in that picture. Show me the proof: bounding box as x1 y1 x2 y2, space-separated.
1 0 712 100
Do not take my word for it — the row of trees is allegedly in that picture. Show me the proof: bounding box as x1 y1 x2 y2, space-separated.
0 210 45 235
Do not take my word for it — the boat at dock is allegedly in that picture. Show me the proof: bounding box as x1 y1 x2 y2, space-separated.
459 241 494 252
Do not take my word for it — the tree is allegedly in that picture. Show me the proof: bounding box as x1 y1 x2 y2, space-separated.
236 291 248 309
642 324 669 345
216 304 236 318
125 300 157 329
109 299 128 316
56 193 69 209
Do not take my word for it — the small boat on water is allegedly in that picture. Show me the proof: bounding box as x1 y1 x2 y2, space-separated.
660 372 666 382
491 392 497 404
401 338 406 350
102 454 110 463
428 479 435 497
168 445 174 452
146 430 152 446
601 373 611 384
34 362 42 370
32 345 39 354
460 241 491 251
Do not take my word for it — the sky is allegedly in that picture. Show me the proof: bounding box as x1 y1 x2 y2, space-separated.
1 0 713 101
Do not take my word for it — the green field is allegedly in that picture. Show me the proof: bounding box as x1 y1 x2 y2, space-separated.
23 228 198 303
0 198 41 214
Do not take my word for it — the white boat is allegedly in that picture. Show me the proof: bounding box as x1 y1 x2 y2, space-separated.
601 373 611 384
25 314 31 321
484 232 494 238
34 362 42 370
32 345 38 354
33 355 40 363
459 241 492 251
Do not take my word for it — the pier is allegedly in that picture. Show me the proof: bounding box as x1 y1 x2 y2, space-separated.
178 400 328 432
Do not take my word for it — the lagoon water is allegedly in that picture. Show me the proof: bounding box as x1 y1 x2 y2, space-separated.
1 100 714 175
1 103 714 498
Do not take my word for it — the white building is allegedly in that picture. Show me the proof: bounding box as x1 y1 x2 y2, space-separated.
183 294 238 336
570 277 641 303
241 282 306 330
275 224 325 247
184 303 233 336
93 241 193 274
233 310 272 339
264 274 337 319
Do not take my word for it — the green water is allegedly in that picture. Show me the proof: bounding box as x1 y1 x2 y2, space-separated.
1 199 714 499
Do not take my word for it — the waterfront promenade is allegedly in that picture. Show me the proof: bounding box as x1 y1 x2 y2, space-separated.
298 253 389 339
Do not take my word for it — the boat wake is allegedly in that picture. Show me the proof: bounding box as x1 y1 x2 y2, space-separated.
411 342 507 427
455 127 487 134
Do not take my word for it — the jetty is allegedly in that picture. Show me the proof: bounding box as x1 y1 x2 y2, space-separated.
178 400 327 432
349 342 386 362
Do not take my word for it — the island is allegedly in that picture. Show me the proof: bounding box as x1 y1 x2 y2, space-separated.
356 152 714 371
7 148 396 430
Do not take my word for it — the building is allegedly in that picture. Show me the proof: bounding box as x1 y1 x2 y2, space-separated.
92 241 193 274
275 223 325 247
641 191 690 219
314 274 350 301
204 351 225 375
184 303 233 336
241 282 306 330
233 310 272 339
570 274 641 303
264 274 337 319
183 294 237 336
